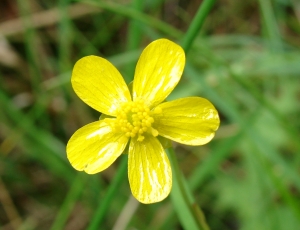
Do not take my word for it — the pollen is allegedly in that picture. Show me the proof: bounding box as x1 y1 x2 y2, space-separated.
111 99 159 141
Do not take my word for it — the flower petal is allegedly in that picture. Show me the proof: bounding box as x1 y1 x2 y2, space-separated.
133 39 185 108
153 97 220 145
72 55 131 116
66 120 129 174
128 135 172 204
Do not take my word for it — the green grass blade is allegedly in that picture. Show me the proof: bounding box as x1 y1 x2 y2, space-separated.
125 0 144 81
50 174 86 230
78 0 182 38
181 0 216 52
258 0 283 51
87 155 128 230
168 1 217 228
167 148 209 230
0 91 73 181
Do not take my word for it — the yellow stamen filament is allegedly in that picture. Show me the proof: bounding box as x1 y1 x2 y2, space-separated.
111 99 160 141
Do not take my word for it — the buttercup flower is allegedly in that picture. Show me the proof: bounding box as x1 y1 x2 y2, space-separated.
67 39 220 204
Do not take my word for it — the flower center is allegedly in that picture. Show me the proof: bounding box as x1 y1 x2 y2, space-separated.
111 99 159 141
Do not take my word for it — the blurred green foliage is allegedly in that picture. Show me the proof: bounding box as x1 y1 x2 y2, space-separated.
0 0 299 229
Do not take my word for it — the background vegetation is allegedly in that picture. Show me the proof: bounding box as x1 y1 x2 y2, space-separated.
0 0 299 229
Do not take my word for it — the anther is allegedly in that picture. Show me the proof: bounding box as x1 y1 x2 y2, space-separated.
109 99 159 141
151 127 159 137
137 135 145 142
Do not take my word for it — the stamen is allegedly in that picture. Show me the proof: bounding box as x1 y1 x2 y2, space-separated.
109 98 159 141
151 127 159 137
137 135 144 142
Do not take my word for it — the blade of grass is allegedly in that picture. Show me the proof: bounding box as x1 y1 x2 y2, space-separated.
181 0 216 52
112 195 139 230
228 70 300 152
186 43 300 152
258 0 283 51
87 155 128 230
50 173 87 230
0 3 102 37
166 1 216 229
166 1 217 229
88 14 125 53
167 148 209 230
167 109 258 230
77 0 182 38
16 0 42 92
189 132 243 190
16 0 54 132
251 142 300 221
58 0 73 72
125 0 144 81
186 63 300 190
0 91 73 181
188 107 259 190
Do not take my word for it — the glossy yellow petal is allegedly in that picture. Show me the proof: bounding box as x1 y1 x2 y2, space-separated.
153 97 220 146
128 135 172 204
72 55 131 116
66 120 129 174
133 39 185 108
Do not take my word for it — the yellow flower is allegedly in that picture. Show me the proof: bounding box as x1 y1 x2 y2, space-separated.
67 39 220 204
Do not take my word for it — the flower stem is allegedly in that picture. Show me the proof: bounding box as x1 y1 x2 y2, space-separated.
167 147 210 230
167 1 216 229
87 155 128 230
181 0 216 53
